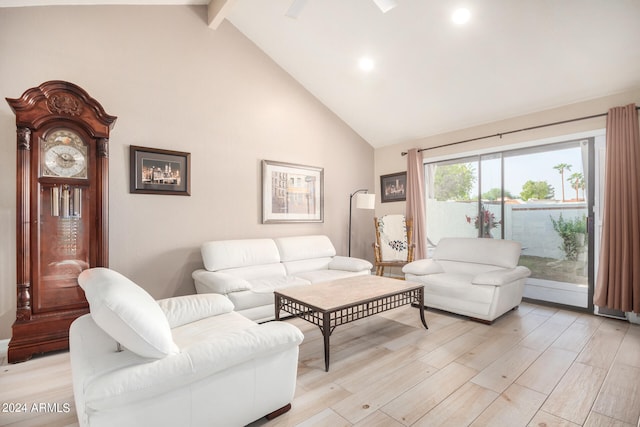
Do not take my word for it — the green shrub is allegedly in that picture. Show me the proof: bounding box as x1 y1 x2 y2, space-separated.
550 214 586 261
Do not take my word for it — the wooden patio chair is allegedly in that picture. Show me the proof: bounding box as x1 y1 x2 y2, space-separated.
373 214 414 276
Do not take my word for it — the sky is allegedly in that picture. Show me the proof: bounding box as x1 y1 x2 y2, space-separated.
479 146 585 201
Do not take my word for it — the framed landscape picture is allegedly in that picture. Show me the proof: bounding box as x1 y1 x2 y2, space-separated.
262 160 323 223
380 171 406 203
130 145 191 195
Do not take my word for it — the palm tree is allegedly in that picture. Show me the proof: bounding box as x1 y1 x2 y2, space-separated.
553 163 572 202
568 172 585 201
579 175 586 200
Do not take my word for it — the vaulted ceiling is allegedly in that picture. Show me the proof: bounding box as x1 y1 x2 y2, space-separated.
3 0 640 147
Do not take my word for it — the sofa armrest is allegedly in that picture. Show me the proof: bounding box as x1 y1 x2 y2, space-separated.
81 322 304 412
328 255 373 272
472 266 531 286
402 259 444 276
157 294 234 328
192 269 252 294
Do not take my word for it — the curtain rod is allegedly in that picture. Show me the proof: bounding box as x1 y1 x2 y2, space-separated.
400 105 640 156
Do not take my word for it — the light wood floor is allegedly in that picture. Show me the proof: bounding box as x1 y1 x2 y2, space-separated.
1 302 639 427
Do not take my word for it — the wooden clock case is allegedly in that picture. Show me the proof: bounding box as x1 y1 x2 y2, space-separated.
6 81 116 363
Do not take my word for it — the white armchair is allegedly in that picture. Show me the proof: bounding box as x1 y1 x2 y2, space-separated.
403 238 531 323
70 268 303 427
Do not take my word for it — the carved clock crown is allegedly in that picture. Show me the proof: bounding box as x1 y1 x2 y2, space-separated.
7 80 117 137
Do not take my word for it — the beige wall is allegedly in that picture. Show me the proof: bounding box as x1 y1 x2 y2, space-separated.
1 5 638 341
374 89 640 218
0 6 375 339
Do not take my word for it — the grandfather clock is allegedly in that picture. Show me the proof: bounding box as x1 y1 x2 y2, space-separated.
7 81 116 363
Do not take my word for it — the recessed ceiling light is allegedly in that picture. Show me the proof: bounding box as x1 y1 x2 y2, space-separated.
359 57 375 72
452 7 471 25
372 0 398 13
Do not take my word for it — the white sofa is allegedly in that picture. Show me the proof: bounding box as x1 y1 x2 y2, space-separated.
403 237 531 323
192 235 373 322
70 268 303 427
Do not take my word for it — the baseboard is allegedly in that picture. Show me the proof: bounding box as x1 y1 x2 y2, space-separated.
523 278 588 308
0 338 9 359
627 312 640 325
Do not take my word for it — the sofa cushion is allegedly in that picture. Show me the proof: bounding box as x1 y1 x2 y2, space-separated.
402 259 444 275
438 260 506 276
157 294 235 328
192 270 254 295
78 268 179 359
419 273 495 305
171 311 257 349
249 275 311 292
274 235 336 262
295 269 369 284
434 237 522 268
201 239 281 271
221 263 287 281
228 276 311 311
328 255 373 272
472 266 531 286
282 257 332 275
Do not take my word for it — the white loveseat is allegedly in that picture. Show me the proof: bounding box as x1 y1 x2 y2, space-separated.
403 237 531 323
70 268 303 427
192 235 373 322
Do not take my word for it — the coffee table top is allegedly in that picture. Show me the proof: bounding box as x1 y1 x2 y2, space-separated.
274 274 422 311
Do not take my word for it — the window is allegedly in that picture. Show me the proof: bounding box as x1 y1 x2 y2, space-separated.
425 138 593 308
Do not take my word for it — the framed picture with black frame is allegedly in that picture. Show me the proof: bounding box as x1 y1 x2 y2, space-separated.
130 145 191 196
380 171 406 203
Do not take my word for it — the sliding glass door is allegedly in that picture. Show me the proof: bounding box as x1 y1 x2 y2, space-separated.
504 141 591 308
425 138 594 309
425 156 478 248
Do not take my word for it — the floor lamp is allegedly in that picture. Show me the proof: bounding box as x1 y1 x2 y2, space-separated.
349 189 376 257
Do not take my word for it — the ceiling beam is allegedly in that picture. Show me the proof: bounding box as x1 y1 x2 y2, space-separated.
207 0 236 29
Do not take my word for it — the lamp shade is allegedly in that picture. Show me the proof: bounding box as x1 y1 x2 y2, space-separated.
355 193 376 209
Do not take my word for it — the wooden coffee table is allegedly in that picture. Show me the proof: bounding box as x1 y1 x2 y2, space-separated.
274 275 428 371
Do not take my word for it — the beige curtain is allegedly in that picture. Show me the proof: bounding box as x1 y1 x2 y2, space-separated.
594 103 640 313
406 148 427 259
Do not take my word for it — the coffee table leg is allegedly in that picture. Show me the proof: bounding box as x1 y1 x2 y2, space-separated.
323 312 331 372
418 288 428 330
274 294 281 321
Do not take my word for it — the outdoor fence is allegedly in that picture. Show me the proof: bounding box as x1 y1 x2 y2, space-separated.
426 200 588 260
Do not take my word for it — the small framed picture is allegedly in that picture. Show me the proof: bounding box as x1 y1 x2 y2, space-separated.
130 145 191 196
262 160 323 223
380 171 406 203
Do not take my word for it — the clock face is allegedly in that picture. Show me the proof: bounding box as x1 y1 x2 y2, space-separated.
41 130 88 178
